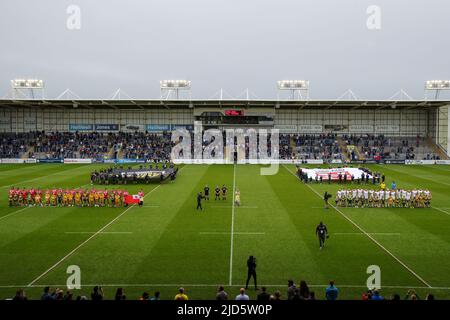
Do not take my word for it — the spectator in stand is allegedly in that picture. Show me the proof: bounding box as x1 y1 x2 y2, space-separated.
390 294 400 301
91 286 104 301
174 287 189 301
235 288 250 301
216 286 228 300
41 286 54 300
404 289 420 300
325 281 339 300
150 291 160 301
362 290 373 300
309 291 316 300
12 289 27 301
140 292 150 300
64 290 73 300
299 280 310 300
371 290 384 301
269 291 282 301
425 294 435 301
115 287 126 300
257 287 270 301
287 280 296 300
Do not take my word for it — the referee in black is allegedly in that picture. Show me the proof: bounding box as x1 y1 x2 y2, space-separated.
245 255 257 290
316 221 329 250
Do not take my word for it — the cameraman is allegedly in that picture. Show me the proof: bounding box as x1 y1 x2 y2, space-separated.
245 255 257 290
324 191 332 209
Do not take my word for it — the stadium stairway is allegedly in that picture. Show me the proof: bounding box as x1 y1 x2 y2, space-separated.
426 137 450 160
20 146 34 159
336 137 351 162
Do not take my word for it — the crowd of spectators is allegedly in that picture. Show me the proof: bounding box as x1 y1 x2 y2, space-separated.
9 281 436 301
0 131 443 162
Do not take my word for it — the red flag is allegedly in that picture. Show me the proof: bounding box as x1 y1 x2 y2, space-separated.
125 195 141 205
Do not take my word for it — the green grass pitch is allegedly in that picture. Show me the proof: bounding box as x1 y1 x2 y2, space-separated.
0 163 449 300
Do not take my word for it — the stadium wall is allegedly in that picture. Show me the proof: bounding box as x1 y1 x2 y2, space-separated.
0 106 440 138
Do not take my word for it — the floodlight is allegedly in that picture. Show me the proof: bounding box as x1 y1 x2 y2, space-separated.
277 80 309 90
160 80 191 89
425 80 450 90
11 79 44 89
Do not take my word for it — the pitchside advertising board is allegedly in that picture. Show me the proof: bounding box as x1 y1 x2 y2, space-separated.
146 124 194 132
69 124 119 131
301 167 373 180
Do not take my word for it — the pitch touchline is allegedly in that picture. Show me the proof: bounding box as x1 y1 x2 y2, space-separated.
2 283 449 290
200 232 265 235
64 231 133 234
26 184 161 287
229 164 236 286
282 165 432 289
334 233 401 236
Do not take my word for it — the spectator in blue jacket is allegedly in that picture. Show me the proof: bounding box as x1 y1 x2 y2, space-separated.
325 281 339 300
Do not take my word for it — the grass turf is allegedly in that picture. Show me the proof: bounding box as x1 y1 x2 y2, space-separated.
0 163 449 300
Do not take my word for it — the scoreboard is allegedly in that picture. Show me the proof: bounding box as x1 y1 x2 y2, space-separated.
224 109 244 116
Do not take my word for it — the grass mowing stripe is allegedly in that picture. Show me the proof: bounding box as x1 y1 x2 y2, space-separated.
27 184 161 287
0 164 95 189
282 164 433 289
228 164 236 286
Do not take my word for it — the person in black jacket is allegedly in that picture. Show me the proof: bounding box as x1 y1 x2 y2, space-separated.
245 255 257 290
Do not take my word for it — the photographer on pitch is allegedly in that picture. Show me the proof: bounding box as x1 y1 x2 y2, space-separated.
323 191 332 209
245 255 257 290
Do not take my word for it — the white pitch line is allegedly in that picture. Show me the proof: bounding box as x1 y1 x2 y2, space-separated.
2 283 450 290
432 207 450 216
64 231 133 234
199 232 265 235
334 233 401 236
283 165 432 289
212 205 258 209
228 164 237 286
27 184 161 287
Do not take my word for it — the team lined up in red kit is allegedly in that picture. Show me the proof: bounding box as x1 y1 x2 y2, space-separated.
8 188 145 207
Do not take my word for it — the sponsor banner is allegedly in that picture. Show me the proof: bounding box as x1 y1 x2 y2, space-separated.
103 159 117 164
171 124 194 131
117 159 146 164
121 124 145 132
324 125 348 132
331 159 343 164
37 159 64 163
274 125 298 133
375 125 400 133
405 159 436 165
94 124 119 131
25 159 37 164
258 120 275 126
1 158 25 164
146 124 170 132
349 125 374 133
63 158 92 164
383 160 405 164
435 160 450 165
69 124 93 131
301 167 373 181
298 125 323 133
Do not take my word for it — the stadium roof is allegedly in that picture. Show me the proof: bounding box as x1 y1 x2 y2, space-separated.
0 99 449 110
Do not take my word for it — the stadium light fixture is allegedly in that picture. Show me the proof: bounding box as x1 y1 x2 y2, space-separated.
277 80 309 100
160 80 191 89
425 80 450 100
10 78 45 99
160 80 191 100
277 80 309 90
11 79 44 89
425 80 450 90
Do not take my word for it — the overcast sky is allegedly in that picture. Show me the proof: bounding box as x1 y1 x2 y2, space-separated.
1 0 449 100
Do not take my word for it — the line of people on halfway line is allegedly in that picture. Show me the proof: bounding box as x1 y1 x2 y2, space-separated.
335 186 432 208
8 187 144 207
